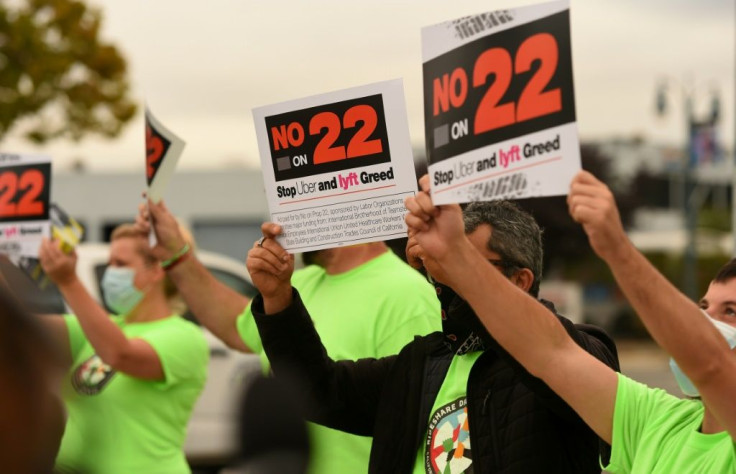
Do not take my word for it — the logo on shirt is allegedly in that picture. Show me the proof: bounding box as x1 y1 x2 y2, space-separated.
71 354 117 395
424 396 473 473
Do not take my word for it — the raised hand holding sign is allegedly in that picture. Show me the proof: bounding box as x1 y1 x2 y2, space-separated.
144 107 185 246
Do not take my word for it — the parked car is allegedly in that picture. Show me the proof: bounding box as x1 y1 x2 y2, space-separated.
4 243 264 472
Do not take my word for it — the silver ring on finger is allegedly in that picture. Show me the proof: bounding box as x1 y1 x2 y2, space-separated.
257 236 267 247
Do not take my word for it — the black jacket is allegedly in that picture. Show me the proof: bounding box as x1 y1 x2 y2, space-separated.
252 290 619 474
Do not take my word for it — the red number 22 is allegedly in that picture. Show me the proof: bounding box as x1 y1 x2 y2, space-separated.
0 169 45 218
474 33 562 135
310 105 383 165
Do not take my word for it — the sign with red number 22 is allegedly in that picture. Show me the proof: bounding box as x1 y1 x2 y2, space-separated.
145 107 185 204
253 80 419 253
422 0 580 204
0 153 51 259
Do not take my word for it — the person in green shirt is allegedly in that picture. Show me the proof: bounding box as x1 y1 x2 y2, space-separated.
404 171 735 473
39 223 208 474
137 199 441 473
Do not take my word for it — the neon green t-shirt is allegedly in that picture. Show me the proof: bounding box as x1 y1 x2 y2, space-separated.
238 250 441 474
602 373 736 473
55 314 209 474
413 352 481 474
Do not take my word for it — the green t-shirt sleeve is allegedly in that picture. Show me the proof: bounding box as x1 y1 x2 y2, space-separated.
236 302 270 373
62 314 87 362
139 320 209 388
602 373 674 472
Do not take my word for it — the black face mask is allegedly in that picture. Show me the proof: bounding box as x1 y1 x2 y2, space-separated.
434 281 493 355
301 251 320 267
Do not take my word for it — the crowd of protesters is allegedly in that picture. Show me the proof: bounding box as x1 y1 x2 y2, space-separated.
1 164 735 473
242 170 736 473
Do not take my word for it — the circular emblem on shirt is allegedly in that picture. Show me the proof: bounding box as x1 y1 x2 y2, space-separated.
71 354 117 395
424 396 473 473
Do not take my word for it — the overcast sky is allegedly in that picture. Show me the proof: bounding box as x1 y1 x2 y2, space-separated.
3 0 734 172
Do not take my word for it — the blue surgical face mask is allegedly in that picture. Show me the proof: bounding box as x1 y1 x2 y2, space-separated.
669 310 736 397
101 266 144 315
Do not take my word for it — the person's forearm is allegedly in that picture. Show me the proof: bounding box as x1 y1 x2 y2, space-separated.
57 278 132 365
166 254 251 351
251 291 386 436
604 240 729 381
441 240 570 377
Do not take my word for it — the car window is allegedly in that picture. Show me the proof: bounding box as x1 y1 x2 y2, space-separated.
206 267 258 299
181 267 258 325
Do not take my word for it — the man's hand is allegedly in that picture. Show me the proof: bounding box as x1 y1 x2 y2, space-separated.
567 170 630 263
404 175 465 263
405 231 425 271
135 198 186 261
246 223 294 307
404 175 471 285
39 238 78 287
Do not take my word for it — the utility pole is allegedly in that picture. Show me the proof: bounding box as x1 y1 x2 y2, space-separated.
656 80 721 299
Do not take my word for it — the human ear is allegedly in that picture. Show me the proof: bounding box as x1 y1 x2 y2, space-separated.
511 268 534 293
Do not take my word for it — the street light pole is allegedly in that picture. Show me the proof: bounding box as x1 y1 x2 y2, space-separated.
656 79 721 299
683 105 697 299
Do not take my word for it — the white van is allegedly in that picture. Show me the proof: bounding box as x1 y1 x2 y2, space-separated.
6 244 264 473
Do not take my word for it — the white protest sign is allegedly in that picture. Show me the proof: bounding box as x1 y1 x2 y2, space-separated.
0 153 51 260
422 0 580 204
145 106 185 204
253 79 418 253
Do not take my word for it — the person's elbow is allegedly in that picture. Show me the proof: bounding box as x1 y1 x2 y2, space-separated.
220 329 253 353
526 330 578 380
99 347 134 372
688 347 736 390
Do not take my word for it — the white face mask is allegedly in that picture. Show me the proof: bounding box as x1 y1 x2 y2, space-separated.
669 310 736 397
101 266 144 315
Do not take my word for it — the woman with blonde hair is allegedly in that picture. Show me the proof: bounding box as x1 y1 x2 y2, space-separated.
40 223 208 474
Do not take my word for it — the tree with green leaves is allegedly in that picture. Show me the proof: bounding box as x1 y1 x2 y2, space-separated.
0 0 136 143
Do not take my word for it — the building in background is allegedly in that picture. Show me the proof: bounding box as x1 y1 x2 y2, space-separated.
54 169 269 262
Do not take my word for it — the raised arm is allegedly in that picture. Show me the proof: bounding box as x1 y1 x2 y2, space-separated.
246 223 392 435
39 239 164 380
137 199 251 352
568 170 736 439
405 175 618 443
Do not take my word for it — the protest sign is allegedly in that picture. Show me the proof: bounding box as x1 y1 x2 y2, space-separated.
145 107 185 246
0 152 51 260
422 0 580 204
253 80 418 252
145 107 185 204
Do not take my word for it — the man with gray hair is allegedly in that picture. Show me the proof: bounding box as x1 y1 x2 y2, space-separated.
246 194 620 474
457 200 543 294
